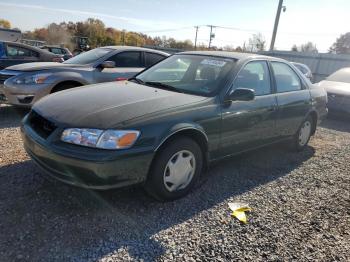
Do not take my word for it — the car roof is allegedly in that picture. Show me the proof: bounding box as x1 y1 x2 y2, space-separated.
178 51 277 61
291 62 309 68
42 45 66 49
100 46 170 56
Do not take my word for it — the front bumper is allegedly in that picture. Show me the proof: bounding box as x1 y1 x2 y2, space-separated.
21 123 154 190
1 82 53 107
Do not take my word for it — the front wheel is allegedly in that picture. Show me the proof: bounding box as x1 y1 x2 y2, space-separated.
145 137 203 201
291 116 313 151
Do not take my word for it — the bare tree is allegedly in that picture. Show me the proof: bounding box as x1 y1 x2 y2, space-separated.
248 33 266 52
300 42 318 53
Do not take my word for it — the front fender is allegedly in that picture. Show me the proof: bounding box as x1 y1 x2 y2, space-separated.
155 122 208 152
50 71 90 86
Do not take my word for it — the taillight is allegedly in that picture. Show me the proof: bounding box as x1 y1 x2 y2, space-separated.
52 57 64 63
116 77 128 81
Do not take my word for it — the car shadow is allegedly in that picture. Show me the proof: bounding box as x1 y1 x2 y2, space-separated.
320 116 350 133
0 143 315 261
0 104 28 129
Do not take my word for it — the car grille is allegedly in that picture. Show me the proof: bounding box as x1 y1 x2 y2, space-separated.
28 111 57 139
0 74 15 84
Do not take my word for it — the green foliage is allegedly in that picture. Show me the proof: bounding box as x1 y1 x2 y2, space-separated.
0 19 11 29
20 18 194 51
329 33 350 54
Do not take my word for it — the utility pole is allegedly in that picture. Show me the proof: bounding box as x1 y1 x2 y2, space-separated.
208 25 215 49
269 0 285 51
122 30 126 45
194 26 199 50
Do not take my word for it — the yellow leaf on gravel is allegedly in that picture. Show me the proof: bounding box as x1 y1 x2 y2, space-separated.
228 202 252 224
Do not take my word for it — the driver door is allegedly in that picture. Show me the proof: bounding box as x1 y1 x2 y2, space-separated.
94 51 144 83
220 60 278 156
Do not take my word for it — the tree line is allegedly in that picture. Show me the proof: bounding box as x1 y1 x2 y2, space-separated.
1 18 350 54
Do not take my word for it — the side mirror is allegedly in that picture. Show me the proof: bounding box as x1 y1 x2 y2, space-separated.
226 88 255 102
100 61 115 69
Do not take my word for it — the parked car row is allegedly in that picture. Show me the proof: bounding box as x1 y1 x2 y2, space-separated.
16 51 328 200
0 46 168 106
40 45 73 61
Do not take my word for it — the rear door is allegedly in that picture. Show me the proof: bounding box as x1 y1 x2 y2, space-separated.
94 51 144 83
2 43 39 67
270 61 311 138
220 60 278 156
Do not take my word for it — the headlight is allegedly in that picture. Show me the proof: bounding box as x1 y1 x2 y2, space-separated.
14 73 51 85
61 128 140 150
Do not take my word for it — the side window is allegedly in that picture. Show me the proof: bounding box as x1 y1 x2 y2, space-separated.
233 61 271 96
109 51 142 67
6 45 33 57
145 52 165 67
271 62 302 93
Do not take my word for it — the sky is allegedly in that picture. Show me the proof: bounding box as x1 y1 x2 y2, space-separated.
0 0 349 52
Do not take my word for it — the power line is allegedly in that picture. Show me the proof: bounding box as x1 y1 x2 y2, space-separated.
139 26 194 34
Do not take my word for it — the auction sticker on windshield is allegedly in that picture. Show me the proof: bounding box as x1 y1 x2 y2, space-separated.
200 59 227 67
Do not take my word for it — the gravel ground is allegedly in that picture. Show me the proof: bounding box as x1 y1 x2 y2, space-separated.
0 104 349 261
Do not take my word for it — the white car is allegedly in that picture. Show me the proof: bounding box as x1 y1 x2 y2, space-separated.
317 67 350 115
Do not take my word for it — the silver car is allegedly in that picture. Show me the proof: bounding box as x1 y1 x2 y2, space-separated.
0 46 168 107
317 67 350 115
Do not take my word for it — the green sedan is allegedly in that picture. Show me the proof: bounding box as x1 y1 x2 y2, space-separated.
21 51 328 201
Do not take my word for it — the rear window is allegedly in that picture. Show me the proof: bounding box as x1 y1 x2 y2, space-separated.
327 68 350 83
145 52 166 67
50 48 64 55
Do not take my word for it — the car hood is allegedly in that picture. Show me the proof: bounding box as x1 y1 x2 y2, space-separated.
33 81 208 129
318 80 350 96
6 62 88 72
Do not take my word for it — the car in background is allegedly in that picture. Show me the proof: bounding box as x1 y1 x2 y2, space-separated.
0 41 64 70
317 67 350 115
22 51 328 200
0 46 168 107
41 45 73 61
291 62 313 82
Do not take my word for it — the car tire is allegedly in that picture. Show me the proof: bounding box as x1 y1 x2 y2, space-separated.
145 137 203 201
291 116 313 152
51 83 79 93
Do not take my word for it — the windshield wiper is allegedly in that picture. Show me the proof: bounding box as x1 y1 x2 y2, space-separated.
128 77 145 85
145 81 183 93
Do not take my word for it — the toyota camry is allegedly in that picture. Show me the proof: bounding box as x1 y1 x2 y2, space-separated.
21 51 328 201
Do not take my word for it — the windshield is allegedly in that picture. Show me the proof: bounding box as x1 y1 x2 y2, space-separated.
327 68 350 83
136 54 236 96
63 48 111 65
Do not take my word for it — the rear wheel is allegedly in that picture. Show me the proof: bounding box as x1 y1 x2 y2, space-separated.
145 137 203 201
291 116 313 151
